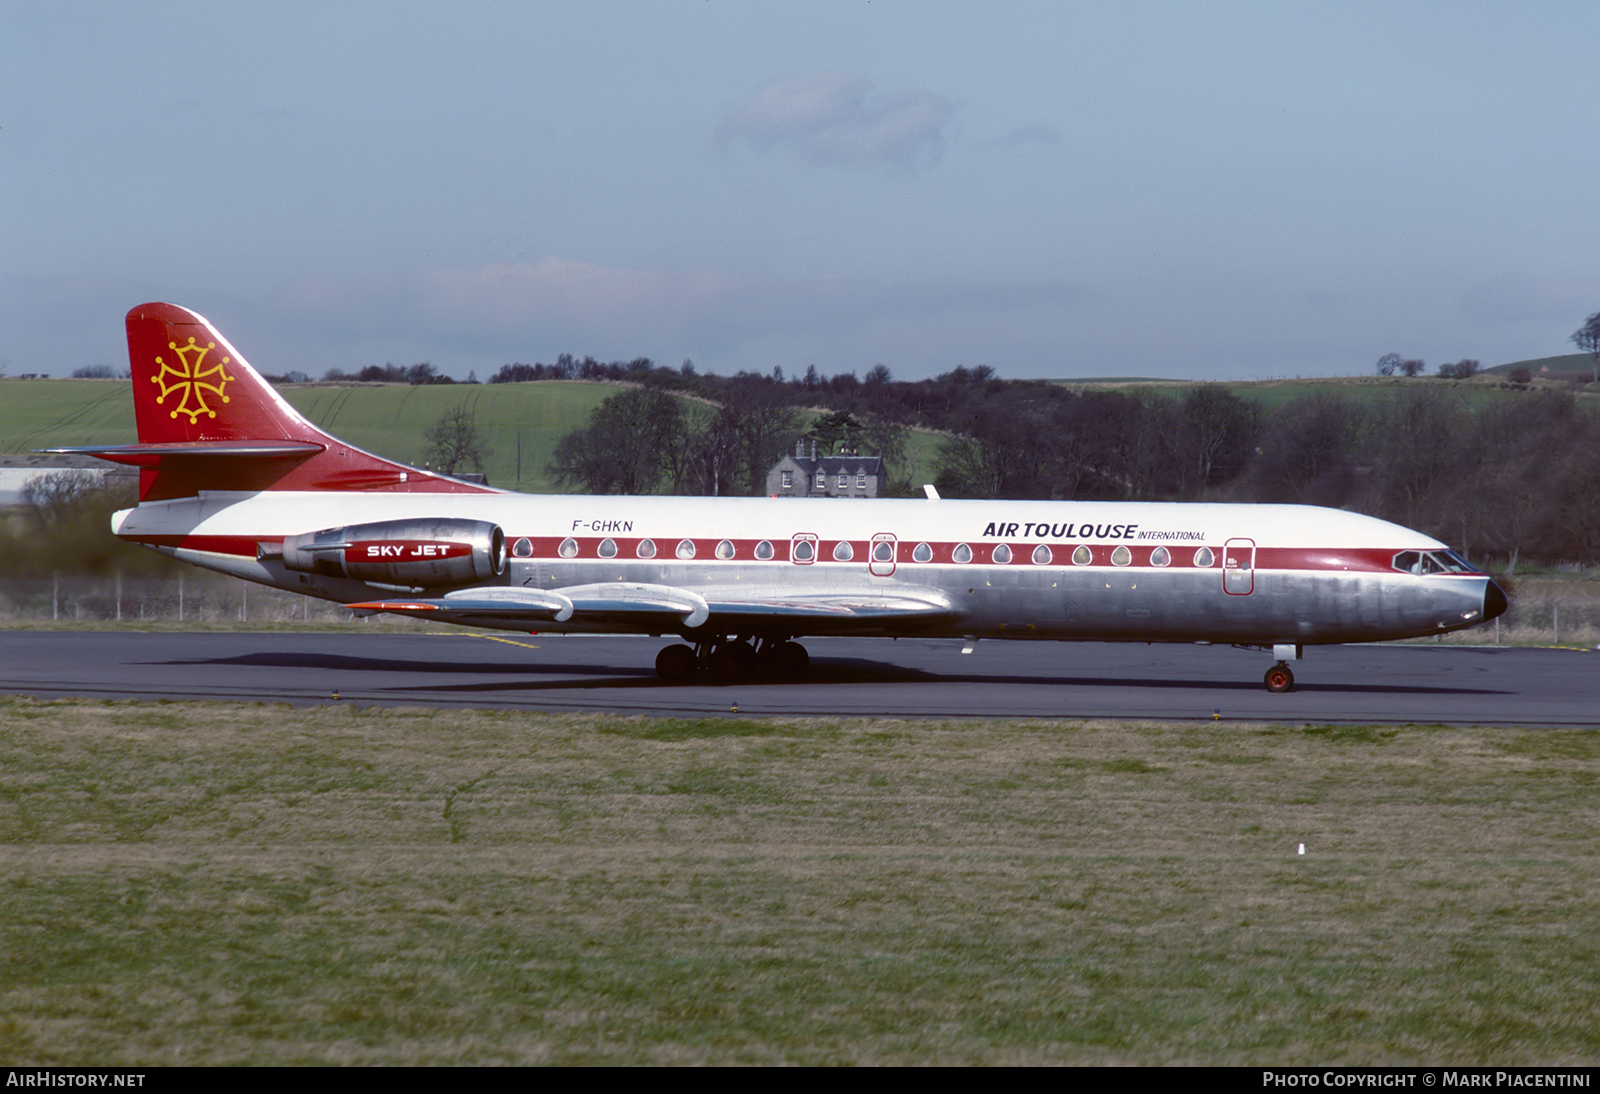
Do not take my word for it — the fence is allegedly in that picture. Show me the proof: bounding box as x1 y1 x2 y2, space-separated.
0 574 376 625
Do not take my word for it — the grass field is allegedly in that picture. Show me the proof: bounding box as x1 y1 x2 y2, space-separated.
1065 374 1600 412
0 379 629 495
1 699 1596 1065
0 379 947 495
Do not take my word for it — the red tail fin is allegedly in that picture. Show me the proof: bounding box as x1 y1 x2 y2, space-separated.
127 302 315 446
47 303 491 500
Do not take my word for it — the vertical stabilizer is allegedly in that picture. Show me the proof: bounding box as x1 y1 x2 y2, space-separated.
44 303 492 500
126 302 318 446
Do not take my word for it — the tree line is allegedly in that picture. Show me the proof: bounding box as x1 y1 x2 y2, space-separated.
537 363 1600 570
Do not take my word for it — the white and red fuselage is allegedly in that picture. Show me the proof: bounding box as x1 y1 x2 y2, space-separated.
62 303 1507 691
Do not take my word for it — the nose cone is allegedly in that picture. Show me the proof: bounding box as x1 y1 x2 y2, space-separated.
1483 579 1509 621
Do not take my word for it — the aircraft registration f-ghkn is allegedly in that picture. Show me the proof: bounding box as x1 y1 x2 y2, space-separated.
54 303 1508 692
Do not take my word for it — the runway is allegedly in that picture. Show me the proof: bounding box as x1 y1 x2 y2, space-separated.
0 630 1594 724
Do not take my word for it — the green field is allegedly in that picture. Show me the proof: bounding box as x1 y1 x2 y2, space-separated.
1059 373 1600 412
0 379 630 494
0 380 946 494
1 698 1596 1064
283 381 645 492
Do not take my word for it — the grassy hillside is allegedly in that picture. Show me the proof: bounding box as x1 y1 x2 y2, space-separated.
1487 353 1597 381
1064 373 1599 411
0 380 946 494
0 380 140 453
284 381 637 493
1 380 657 494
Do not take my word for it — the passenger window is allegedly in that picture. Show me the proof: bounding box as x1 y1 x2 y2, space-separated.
992 543 1012 564
598 538 617 558
952 543 972 563
715 539 735 560
512 537 533 558
872 540 893 562
1193 547 1215 567
1111 546 1131 566
912 543 933 563
1032 544 1052 565
676 539 696 559
793 539 815 562
636 539 657 559
558 537 579 558
755 540 774 560
833 541 854 561
1072 545 1092 566
1150 546 1171 567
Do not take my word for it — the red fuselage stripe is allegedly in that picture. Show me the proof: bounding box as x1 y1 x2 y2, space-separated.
129 532 1481 576
128 532 1487 578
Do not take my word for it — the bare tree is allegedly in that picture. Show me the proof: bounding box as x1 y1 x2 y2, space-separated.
548 388 687 494
1571 311 1600 383
1375 353 1402 377
21 469 103 521
1177 385 1258 491
424 406 490 477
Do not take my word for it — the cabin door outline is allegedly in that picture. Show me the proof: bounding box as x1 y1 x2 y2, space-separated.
869 533 898 577
790 532 818 565
1223 538 1256 595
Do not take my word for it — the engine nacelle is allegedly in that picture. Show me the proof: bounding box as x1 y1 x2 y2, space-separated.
273 518 507 588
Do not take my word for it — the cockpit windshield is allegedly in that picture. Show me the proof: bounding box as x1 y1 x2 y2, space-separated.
1392 549 1480 575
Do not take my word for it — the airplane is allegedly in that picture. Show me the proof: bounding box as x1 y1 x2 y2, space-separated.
48 302 1508 693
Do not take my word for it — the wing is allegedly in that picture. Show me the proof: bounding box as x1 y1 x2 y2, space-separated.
347 581 959 634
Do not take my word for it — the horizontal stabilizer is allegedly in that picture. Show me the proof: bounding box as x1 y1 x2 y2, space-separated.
39 441 326 466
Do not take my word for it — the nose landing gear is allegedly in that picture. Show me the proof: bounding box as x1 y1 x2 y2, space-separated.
1263 643 1301 693
1264 663 1294 693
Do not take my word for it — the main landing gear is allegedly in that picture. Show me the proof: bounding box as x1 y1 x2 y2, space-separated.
655 636 810 683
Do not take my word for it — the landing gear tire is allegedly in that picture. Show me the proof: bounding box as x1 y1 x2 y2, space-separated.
769 641 810 679
708 643 756 683
1264 663 1294 694
655 644 697 683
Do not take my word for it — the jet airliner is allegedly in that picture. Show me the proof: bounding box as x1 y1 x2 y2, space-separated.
52 303 1507 692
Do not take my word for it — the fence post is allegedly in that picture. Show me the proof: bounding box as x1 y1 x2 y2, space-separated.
178 574 184 622
116 571 122 622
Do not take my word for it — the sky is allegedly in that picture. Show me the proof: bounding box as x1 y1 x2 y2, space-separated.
4 1 1599 382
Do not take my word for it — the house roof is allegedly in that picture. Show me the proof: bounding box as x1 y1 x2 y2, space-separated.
776 454 883 476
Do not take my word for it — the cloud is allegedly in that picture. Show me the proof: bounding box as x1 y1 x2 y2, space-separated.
718 73 955 167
